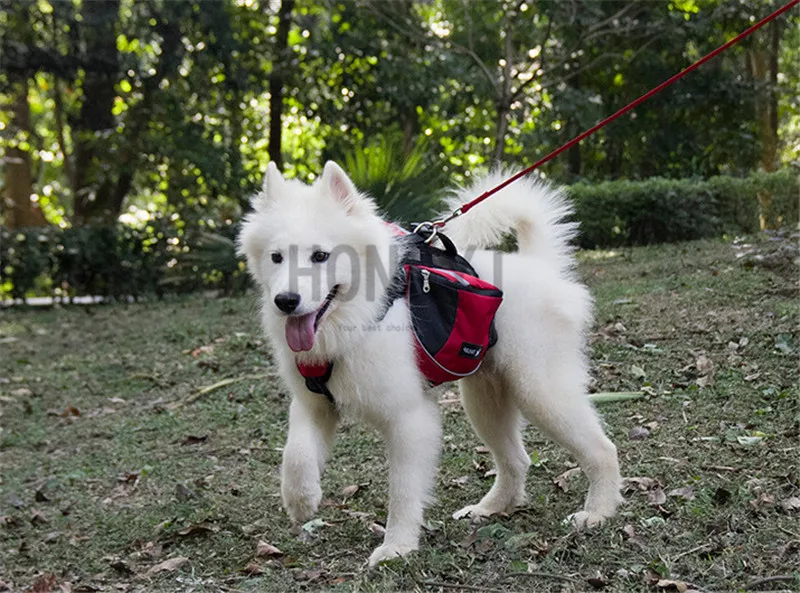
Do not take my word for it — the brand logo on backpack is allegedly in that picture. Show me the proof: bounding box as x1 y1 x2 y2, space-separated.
459 342 483 359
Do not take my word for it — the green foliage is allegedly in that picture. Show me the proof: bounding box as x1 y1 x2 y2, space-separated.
749 169 800 228
0 228 53 300
0 220 249 301
2 0 799 299
338 134 448 223
570 169 798 248
2 0 799 230
166 226 249 296
5 170 795 301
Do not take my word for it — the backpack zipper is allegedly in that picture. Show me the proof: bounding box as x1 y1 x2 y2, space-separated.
421 269 431 293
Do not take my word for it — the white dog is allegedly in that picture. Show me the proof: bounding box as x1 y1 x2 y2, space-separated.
238 161 622 566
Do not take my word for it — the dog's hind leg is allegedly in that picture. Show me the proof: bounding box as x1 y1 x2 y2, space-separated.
453 372 531 521
509 368 623 529
369 396 441 567
281 393 339 525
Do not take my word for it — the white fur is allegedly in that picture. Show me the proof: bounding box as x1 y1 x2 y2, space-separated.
238 163 623 567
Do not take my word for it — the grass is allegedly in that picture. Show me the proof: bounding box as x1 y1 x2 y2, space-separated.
1 234 798 593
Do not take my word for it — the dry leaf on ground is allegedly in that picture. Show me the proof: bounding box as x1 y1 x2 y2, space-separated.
750 492 774 510
340 484 360 498
241 562 264 575
781 496 800 512
623 477 658 492
177 522 218 537
647 488 667 506
256 541 283 557
667 486 695 500
30 509 48 524
31 574 59 593
145 556 189 576
553 467 582 492
695 353 715 387
622 524 647 550
656 578 694 592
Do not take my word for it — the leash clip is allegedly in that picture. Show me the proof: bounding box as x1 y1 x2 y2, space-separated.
434 207 463 229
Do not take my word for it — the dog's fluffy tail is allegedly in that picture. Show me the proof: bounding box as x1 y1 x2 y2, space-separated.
440 170 579 270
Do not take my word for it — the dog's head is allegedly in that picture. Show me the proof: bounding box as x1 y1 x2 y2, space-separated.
238 161 395 355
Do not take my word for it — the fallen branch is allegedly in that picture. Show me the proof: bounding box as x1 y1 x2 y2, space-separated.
589 391 644 404
130 373 166 388
170 374 273 409
702 465 738 472
672 543 713 561
506 571 580 584
778 526 800 540
421 581 505 593
743 575 797 590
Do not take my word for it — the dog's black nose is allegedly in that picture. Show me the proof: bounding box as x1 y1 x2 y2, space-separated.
274 292 301 314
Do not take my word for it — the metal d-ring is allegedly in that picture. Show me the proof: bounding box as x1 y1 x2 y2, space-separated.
413 221 439 244
414 206 463 244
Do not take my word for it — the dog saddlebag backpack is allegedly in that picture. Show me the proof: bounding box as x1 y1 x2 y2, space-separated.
399 231 503 386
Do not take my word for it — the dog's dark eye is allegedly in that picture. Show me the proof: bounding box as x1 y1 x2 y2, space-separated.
311 250 329 263
271 252 283 264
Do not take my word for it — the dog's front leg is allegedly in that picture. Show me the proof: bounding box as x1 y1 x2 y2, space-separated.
369 397 441 567
281 393 338 525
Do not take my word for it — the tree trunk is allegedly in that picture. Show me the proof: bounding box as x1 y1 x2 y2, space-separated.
52 79 73 189
607 132 623 180
229 90 246 207
2 3 45 228
566 74 581 179
492 106 510 164
492 22 514 165
219 7 247 210
762 20 780 174
71 0 120 226
749 20 782 229
268 0 296 171
3 79 46 228
567 123 581 179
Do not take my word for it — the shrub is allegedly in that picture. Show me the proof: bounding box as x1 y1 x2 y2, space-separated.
569 169 797 248
0 227 56 300
744 169 799 229
0 219 249 302
164 225 249 296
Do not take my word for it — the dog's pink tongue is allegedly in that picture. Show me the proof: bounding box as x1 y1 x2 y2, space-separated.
285 313 316 352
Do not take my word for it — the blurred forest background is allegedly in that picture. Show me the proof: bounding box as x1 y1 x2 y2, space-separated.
1 0 798 300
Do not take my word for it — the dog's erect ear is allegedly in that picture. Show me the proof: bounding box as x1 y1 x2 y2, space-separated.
321 161 360 213
262 161 283 196
252 161 283 211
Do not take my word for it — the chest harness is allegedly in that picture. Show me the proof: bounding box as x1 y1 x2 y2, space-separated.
296 225 503 404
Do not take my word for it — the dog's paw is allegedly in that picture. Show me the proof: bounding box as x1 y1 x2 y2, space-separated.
368 542 418 567
282 484 322 525
565 510 610 530
452 504 498 522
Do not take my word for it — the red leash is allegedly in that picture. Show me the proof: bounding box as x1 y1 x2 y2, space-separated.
436 0 799 227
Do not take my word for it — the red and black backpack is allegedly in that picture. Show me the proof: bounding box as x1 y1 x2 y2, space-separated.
394 228 503 386
297 226 504 402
